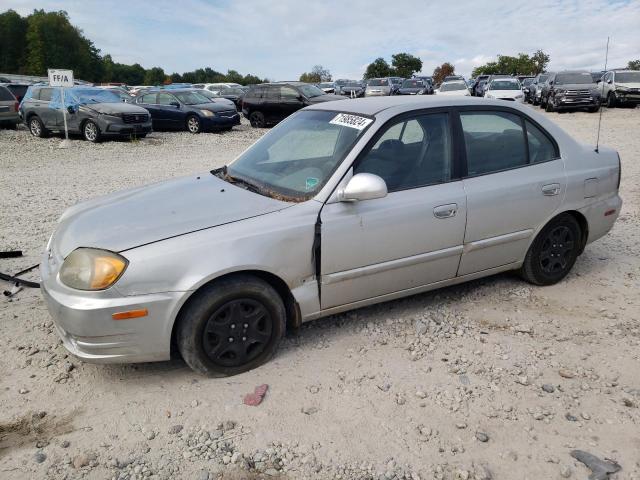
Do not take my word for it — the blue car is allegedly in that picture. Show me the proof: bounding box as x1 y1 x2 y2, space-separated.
134 89 240 133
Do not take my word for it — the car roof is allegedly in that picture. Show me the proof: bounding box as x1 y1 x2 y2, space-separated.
307 95 521 116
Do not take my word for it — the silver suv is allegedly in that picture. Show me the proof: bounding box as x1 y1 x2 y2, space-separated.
21 85 152 142
365 78 393 96
599 70 640 108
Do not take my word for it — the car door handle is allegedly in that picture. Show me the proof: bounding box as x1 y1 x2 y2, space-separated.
542 183 560 196
433 203 458 219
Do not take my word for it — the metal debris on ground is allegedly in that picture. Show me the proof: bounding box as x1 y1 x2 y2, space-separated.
570 450 621 480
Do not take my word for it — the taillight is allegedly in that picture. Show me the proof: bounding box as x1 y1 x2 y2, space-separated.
14 101 19 112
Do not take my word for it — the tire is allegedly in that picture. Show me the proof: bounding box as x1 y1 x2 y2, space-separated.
176 275 286 376
533 97 539 106
82 120 101 142
519 213 582 286
186 115 201 134
606 92 617 108
28 116 48 138
249 111 265 128
545 97 554 112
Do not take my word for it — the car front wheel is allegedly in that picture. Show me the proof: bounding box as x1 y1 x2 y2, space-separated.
29 116 48 138
186 115 201 134
249 111 265 128
83 120 101 142
519 213 582 286
176 275 286 376
607 92 617 108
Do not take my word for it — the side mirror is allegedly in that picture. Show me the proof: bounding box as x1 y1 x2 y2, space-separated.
338 173 388 202
67 105 75 114
607 79 612 84
170 101 180 108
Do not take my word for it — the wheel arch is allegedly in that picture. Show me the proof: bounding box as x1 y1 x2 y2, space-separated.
169 269 302 357
564 209 589 253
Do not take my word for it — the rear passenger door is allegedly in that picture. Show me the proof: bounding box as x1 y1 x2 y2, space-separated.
36 88 60 128
156 93 183 128
137 93 161 127
457 109 565 275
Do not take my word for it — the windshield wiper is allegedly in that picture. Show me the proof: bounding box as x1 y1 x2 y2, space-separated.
210 167 262 194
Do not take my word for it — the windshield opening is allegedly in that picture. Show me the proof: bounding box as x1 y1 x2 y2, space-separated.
489 80 520 90
402 80 424 88
617 72 640 83
173 91 211 104
68 88 122 104
440 82 467 91
298 84 325 98
555 73 594 85
368 79 387 87
224 110 371 201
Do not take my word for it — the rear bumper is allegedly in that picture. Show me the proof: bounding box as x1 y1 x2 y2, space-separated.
0 112 19 124
580 193 622 245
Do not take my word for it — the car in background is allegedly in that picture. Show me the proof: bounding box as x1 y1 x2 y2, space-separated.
435 81 470 96
599 70 640 108
40 96 622 376
396 79 428 95
241 82 344 127
471 75 490 96
0 85 19 129
134 89 240 133
484 78 524 102
389 77 404 94
21 86 152 142
412 76 434 94
542 71 601 112
444 75 465 82
521 77 534 98
317 82 336 94
526 73 548 105
193 83 243 94
333 79 351 95
365 78 393 97
340 81 366 98
1 83 30 102
215 86 247 110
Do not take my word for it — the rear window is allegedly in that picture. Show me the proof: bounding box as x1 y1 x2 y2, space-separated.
0 86 14 101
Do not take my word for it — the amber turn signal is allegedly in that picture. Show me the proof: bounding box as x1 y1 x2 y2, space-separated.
112 308 148 320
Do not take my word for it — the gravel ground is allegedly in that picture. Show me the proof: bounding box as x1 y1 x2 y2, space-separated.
0 106 639 480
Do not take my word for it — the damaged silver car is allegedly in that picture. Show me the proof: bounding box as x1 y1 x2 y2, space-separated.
41 96 622 376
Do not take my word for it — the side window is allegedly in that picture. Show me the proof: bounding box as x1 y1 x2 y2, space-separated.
460 111 527 176
355 113 451 192
265 87 280 100
140 93 156 104
525 120 558 163
39 88 53 101
281 87 299 100
157 93 175 105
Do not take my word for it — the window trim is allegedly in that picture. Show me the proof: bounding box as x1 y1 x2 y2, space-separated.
349 107 460 194
454 105 561 179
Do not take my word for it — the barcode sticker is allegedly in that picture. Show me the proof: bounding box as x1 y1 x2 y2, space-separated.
329 113 373 130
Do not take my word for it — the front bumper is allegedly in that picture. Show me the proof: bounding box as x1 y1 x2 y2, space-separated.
616 91 640 104
40 251 184 364
104 122 153 135
554 96 599 108
201 112 241 130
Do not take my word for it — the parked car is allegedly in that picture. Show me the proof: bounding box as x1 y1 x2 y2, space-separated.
0 85 19 129
531 73 550 106
471 75 490 96
599 70 640 108
396 79 428 95
241 82 344 127
40 96 622 376
389 77 404 94
317 82 336 94
365 78 393 97
333 79 350 95
435 81 470 96
412 76 434 94
21 86 152 142
484 78 524 102
444 75 465 82
193 83 243 94
525 74 546 104
215 86 247 109
521 77 534 98
1 82 30 102
542 71 601 112
135 89 240 133
339 81 366 98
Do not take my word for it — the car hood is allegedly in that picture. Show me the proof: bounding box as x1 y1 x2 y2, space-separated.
618 82 640 88
307 94 346 103
52 174 292 258
83 102 150 115
192 101 236 112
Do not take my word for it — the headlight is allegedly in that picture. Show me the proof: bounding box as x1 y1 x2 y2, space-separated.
200 110 215 117
616 86 629 92
59 248 128 290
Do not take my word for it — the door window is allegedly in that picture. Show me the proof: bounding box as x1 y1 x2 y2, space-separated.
355 113 452 192
157 93 176 105
525 120 558 163
265 87 280 100
38 88 53 101
460 111 527 176
140 93 157 104
280 87 299 100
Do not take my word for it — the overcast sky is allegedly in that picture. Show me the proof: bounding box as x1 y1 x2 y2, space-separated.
6 0 640 80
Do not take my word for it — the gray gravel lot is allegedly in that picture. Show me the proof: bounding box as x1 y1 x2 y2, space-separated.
1 107 639 480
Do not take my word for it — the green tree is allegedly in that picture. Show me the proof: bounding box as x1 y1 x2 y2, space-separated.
472 50 550 77
364 58 392 79
144 66 166 85
432 62 455 85
242 74 263 85
391 53 422 78
0 10 28 73
628 59 640 70
299 65 331 83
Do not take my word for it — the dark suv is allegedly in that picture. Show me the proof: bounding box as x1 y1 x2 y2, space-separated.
241 82 344 127
21 86 152 142
542 71 601 112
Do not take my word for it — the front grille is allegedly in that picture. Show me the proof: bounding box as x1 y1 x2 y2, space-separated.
565 89 591 97
122 113 149 124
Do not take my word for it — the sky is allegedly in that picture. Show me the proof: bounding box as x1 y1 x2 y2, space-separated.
5 0 640 80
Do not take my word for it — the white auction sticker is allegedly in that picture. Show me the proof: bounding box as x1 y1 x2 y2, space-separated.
329 113 373 130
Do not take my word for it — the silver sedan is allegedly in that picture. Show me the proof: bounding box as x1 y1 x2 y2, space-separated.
41 96 622 376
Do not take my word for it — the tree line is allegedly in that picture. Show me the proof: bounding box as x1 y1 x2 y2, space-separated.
0 9 267 85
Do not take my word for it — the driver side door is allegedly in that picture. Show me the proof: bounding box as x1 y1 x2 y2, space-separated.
319 112 467 309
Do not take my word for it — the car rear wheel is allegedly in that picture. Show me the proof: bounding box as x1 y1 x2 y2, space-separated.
28 116 48 138
176 275 286 376
83 120 101 142
249 111 265 128
186 115 201 134
519 213 581 286
606 92 617 108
